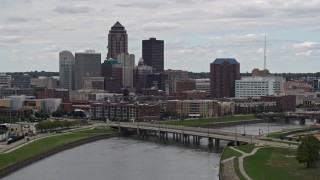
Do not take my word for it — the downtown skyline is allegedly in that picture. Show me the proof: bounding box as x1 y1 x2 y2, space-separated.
0 0 320 73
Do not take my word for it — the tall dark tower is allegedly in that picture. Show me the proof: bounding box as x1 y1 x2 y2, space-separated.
142 38 164 73
107 21 128 59
210 58 240 98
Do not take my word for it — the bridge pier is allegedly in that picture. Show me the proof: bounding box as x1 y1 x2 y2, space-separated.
193 136 200 145
137 129 148 139
317 119 320 124
215 139 220 147
208 137 213 148
284 117 289 124
299 118 306 125
182 134 190 144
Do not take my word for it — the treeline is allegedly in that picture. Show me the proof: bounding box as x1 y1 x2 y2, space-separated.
35 120 76 132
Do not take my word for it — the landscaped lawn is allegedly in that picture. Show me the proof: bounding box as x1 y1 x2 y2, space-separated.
221 147 243 161
244 147 319 180
235 144 255 154
0 129 116 169
161 115 259 126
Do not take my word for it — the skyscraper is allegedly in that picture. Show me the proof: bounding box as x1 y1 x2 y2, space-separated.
59 50 75 90
107 21 128 59
142 38 164 73
74 50 101 90
210 58 240 98
117 53 135 88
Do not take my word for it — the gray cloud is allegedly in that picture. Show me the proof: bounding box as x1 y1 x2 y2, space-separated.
0 36 22 43
5 16 41 23
142 22 179 31
114 1 164 9
54 6 92 14
1 0 320 72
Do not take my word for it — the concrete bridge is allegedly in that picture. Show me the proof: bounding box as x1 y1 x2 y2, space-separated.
109 122 261 148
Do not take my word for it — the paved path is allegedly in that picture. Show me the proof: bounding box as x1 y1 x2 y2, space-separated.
230 146 262 180
221 156 236 164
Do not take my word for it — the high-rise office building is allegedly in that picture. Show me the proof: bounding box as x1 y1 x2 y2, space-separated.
107 21 128 59
74 50 101 90
101 58 123 93
117 53 135 88
142 38 164 73
210 58 240 98
59 50 75 90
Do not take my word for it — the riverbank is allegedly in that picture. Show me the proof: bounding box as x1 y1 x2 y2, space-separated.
0 128 118 178
220 144 319 180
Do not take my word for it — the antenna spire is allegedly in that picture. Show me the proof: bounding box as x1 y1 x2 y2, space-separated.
264 35 267 70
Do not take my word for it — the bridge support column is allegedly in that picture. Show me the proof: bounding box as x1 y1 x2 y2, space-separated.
215 139 220 147
208 137 213 148
118 127 121 133
284 117 289 124
317 119 320 124
173 133 175 140
299 118 306 125
165 132 168 141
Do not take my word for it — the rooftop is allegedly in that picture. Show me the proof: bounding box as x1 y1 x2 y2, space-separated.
111 21 125 30
213 58 239 64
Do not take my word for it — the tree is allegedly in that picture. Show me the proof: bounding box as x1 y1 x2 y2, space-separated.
296 135 320 168
35 109 50 120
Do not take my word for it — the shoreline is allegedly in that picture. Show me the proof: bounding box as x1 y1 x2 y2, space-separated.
0 133 119 178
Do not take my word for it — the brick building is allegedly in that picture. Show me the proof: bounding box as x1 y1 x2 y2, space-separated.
261 95 296 112
90 103 160 121
210 58 240 98
36 88 69 103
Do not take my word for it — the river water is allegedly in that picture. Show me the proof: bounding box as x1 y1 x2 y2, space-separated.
3 120 312 180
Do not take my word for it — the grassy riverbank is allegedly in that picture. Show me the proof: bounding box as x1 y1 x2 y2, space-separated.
0 128 116 169
161 115 259 126
244 147 319 180
268 127 320 139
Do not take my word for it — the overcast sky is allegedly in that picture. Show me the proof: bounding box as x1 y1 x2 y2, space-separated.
0 0 319 73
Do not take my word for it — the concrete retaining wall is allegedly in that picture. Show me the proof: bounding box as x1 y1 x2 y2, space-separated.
0 133 118 178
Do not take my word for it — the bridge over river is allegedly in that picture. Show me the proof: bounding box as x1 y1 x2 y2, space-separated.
109 122 295 148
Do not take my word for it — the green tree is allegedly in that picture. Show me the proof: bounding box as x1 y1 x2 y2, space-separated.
296 135 320 168
35 109 50 120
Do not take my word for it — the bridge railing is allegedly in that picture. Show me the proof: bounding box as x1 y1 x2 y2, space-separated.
109 122 250 137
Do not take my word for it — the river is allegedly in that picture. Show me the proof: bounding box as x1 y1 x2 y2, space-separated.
3 120 311 180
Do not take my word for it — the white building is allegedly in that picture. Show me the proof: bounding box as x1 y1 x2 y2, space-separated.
41 98 62 113
0 73 11 86
59 51 75 90
117 53 135 88
235 76 285 98
30 76 58 89
195 79 210 96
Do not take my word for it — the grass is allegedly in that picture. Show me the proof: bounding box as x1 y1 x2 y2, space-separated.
221 147 243 161
268 128 320 139
0 128 116 169
161 115 259 126
235 144 255 154
244 147 319 180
